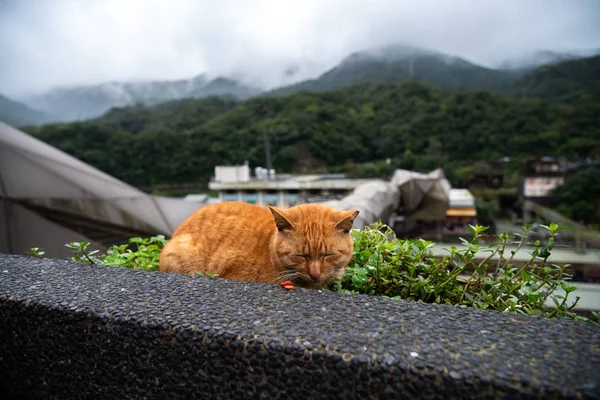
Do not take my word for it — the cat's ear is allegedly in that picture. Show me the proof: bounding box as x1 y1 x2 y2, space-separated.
269 206 294 232
335 210 360 233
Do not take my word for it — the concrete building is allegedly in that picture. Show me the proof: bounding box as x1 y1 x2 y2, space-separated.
520 157 565 201
214 163 251 183
209 165 379 208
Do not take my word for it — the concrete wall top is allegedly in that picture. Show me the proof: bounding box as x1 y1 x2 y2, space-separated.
1 253 599 399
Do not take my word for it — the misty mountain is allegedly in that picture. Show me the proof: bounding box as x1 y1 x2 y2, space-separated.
513 55 600 102
25 75 261 122
29 77 600 190
266 44 522 97
0 94 53 127
15 44 599 125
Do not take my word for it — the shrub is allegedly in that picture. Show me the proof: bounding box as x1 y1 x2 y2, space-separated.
336 222 595 322
31 223 599 323
44 236 167 271
102 236 166 270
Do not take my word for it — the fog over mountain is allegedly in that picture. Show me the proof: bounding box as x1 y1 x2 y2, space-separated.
1 0 599 98
25 75 261 122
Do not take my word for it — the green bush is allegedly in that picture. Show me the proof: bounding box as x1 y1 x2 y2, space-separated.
551 167 600 227
102 236 166 270
336 222 595 322
38 236 167 271
31 223 599 323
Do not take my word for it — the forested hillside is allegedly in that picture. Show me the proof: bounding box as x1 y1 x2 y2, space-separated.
27 78 600 188
514 55 600 102
551 167 600 226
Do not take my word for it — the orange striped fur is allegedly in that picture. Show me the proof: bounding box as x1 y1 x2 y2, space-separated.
159 201 359 289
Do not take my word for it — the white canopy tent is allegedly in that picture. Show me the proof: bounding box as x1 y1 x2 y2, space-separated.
0 121 204 259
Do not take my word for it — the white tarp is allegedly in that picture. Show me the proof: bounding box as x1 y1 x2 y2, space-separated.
321 180 400 230
321 169 451 229
391 168 451 221
0 121 204 259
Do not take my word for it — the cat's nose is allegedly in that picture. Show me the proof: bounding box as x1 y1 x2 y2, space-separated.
309 271 322 280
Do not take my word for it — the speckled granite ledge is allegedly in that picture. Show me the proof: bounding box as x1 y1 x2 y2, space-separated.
0 253 599 400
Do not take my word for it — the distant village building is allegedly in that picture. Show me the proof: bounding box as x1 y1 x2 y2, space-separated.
214 163 252 183
445 189 477 232
520 157 565 201
208 164 379 207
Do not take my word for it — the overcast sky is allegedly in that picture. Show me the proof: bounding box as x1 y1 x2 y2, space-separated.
0 0 599 97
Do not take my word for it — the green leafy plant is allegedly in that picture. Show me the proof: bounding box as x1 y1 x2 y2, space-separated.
102 236 166 270
65 241 102 264
197 271 220 278
48 236 167 270
26 247 46 258
333 221 596 323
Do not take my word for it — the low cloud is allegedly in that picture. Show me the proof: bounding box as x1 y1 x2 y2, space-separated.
0 0 599 96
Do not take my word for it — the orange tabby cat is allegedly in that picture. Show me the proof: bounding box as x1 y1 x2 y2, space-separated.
159 201 359 289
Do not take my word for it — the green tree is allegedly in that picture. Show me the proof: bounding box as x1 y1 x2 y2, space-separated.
551 167 600 226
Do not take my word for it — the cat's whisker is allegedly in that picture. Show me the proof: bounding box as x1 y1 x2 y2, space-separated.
330 266 347 280
296 272 312 281
276 273 295 282
324 270 339 281
277 268 313 284
275 266 296 276
275 268 303 282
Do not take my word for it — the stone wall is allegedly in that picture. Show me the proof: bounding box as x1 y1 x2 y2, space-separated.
1 254 599 399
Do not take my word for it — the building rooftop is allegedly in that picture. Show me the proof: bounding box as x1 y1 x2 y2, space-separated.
449 188 476 208
209 174 380 191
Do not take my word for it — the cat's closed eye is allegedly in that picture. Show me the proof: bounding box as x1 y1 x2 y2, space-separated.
296 253 335 259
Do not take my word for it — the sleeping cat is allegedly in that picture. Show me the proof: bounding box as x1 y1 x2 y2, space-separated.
159 201 359 289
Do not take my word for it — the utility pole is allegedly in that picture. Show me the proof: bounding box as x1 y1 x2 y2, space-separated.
263 130 272 180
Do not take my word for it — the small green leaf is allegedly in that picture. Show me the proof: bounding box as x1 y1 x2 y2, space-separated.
520 270 532 282
538 239 554 258
560 281 577 294
466 225 477 237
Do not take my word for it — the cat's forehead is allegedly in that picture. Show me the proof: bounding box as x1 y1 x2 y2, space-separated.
291 215 339 232
294 219 342 244
296 230 339 252
287 204 338 221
